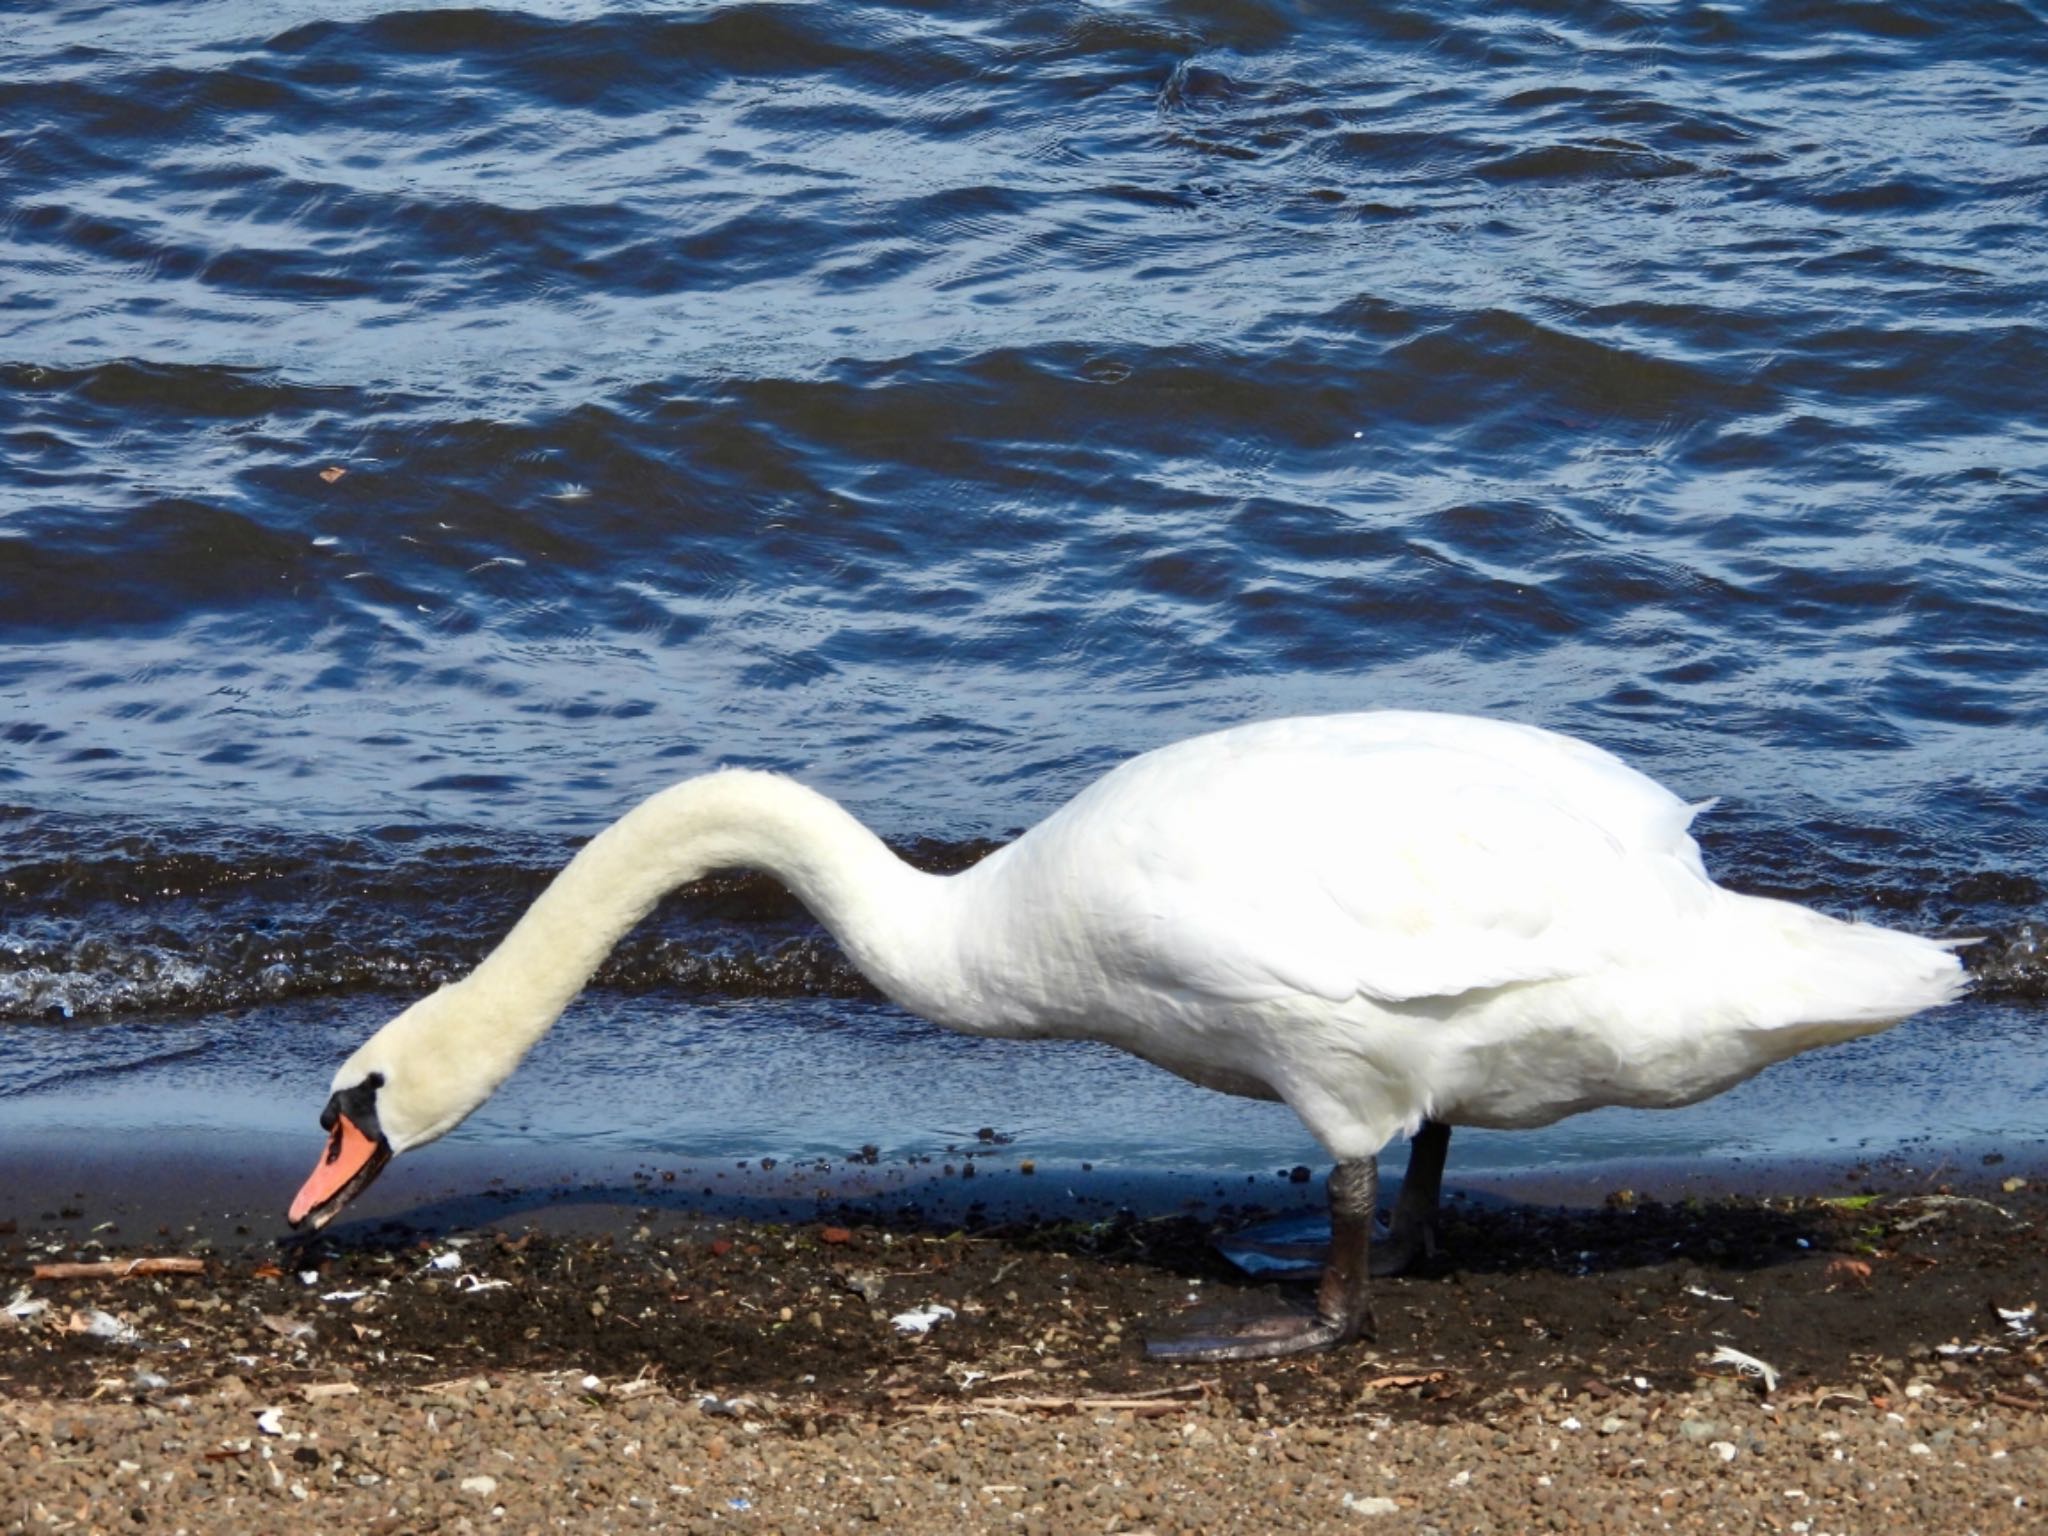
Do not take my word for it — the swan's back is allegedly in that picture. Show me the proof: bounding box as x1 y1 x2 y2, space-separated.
966 712 1719 1007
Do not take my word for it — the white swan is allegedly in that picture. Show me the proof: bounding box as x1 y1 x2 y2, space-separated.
288 711 1965 1359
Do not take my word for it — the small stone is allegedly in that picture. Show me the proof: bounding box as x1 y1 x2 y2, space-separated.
1343 1493 1401 1517
459 1475 498 1498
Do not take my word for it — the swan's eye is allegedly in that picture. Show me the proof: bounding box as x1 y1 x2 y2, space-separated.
321 1073 387 1136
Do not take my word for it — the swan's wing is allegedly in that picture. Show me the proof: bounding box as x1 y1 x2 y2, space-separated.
1044 714 1717 1006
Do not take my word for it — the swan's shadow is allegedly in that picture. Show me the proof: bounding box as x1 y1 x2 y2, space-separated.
258 1177 1921 1405
286 1173 1837 1289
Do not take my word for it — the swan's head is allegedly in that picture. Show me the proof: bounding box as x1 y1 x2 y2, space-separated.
286 1067 396 1232
288 983 516 1231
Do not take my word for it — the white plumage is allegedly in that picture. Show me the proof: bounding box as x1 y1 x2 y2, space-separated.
900 712 1962 1160
292 710 1966 1356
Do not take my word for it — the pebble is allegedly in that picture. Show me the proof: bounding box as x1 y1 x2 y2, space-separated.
1343 1493 1402 1517
4 1373 2044 1534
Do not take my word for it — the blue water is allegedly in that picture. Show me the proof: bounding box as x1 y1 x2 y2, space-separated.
4 0 2047 1208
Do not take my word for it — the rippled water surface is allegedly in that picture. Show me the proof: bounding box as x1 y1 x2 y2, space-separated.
4 0 2047 1197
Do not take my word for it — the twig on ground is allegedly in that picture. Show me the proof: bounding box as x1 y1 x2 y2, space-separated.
31 1257 207 1280
1359 1371 1451 1391
906 1379 1219 1417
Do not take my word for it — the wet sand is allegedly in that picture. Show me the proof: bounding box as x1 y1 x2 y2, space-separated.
4 1151 2044 1533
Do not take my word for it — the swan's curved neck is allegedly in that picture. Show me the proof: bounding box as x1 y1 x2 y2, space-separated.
447 770 950 1076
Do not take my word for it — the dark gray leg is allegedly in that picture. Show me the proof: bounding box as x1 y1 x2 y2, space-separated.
1312 1157 1377 1339
1372 1119 1450 1277
1145 1157 1379 1362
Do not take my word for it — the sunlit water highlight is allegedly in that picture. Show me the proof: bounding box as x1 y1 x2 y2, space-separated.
4 0 2046 1211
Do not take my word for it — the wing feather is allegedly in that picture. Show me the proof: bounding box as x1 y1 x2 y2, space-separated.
1031 714 1717 1006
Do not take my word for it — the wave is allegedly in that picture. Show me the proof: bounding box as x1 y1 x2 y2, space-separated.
9 893 2042 1024
0 930 878 1024
3 797 2042 1021
1966 923 2048 1002
0 808 997 1021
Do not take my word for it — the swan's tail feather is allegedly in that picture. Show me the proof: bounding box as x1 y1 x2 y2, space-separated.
1729 896 1968 1041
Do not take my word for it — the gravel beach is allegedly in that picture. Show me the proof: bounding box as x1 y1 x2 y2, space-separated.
5 1176 2044 1534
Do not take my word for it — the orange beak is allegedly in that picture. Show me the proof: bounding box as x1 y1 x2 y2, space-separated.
288 1112 392 1230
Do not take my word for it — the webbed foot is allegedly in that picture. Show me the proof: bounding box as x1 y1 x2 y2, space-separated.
1146 1158 1378 1362
1144 1307 1363 1362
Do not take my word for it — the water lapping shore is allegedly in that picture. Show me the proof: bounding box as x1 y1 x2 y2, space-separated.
4 0 2046 1192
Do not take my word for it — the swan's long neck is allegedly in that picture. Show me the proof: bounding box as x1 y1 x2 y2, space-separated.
363 771 953 1148
485 770 944 1021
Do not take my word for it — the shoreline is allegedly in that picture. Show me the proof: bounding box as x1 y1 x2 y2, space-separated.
6 1130 2044 1251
